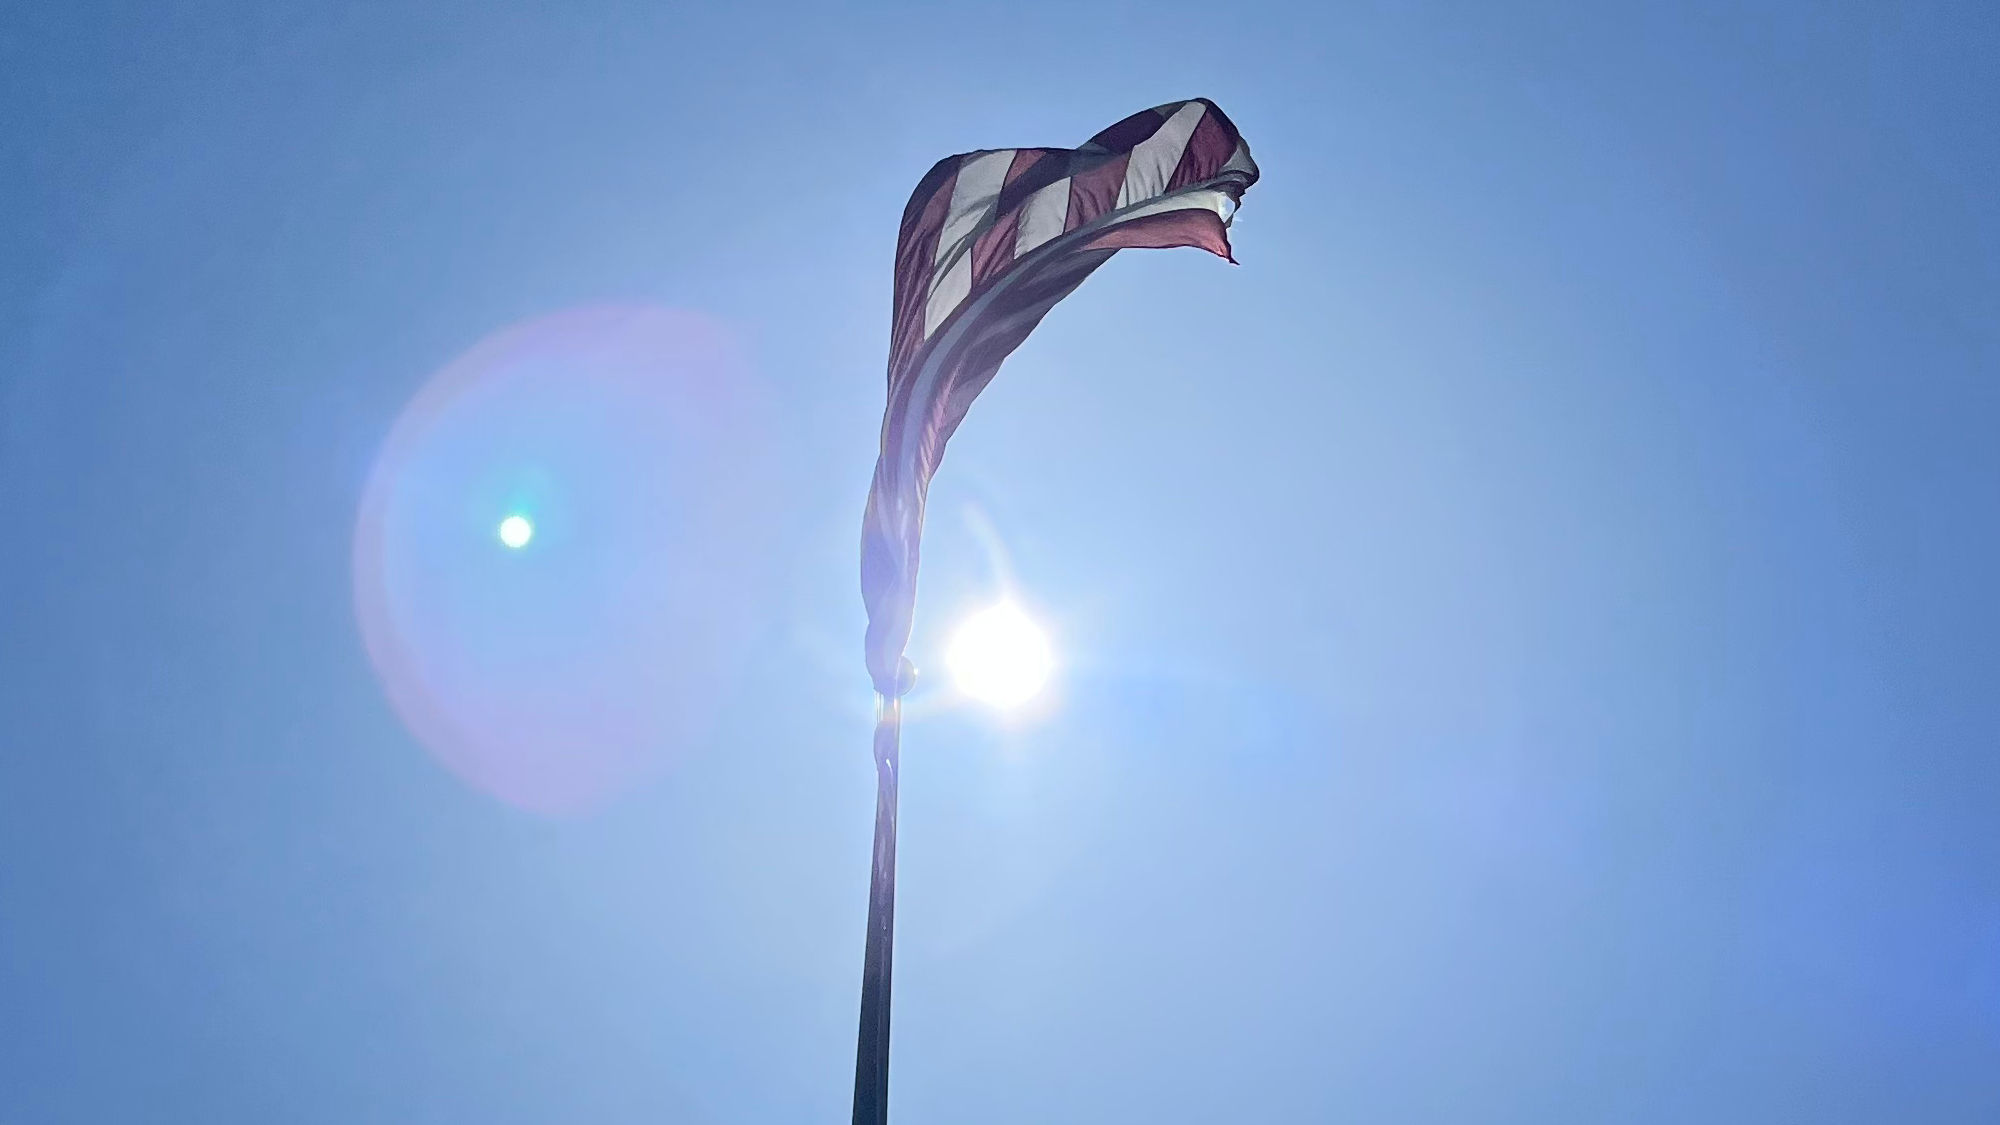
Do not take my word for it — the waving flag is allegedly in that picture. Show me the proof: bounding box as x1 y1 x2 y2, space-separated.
850 99 1257 1125
860 97 1259 695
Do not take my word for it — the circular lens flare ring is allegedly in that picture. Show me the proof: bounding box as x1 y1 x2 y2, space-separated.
947 602 1054 708
352 305 779 815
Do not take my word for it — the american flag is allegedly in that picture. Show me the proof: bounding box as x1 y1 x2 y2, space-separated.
860 98 1259 694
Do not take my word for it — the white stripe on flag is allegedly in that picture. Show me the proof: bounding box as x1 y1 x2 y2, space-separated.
1116 102 1207 208
923 253 973 338
1013 176 1072 258
1104 185 1236 226
932 150 1015 269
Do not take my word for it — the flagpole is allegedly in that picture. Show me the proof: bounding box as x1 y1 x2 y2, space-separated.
852 693 901 1125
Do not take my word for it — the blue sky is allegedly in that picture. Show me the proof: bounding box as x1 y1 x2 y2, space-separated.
4 2 1997 1121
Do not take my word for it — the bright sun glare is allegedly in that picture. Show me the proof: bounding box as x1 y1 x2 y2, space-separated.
498 514 534 549
946 602 1053 708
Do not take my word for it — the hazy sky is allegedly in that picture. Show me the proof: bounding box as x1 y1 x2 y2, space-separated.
4 2 1998 1122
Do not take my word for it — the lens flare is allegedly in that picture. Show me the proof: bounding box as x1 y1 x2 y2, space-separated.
353 306 777 814
946 602 1053 708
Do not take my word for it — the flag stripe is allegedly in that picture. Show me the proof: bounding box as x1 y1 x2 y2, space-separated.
1003 147 1048 187
922 150 1015 339
1168 109 1235 192
1086 105 1172 153
1012 175 1072 258
1117 100 1207 208
923 254 974 337
932 149 1015 268
899 157 958 232
1081 204 1232 259
887 168 959 380
1067 151 1131 232
994 147 1071 217
1221 141 1257 179
970 202 1024 289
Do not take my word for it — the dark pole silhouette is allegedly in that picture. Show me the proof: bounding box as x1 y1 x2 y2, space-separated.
851 695 901 1125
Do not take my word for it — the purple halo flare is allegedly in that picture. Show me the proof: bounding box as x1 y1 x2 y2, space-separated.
353 306 778 815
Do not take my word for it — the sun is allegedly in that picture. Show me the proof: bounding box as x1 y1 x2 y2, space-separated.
497 514 534 549
946 602 1053 708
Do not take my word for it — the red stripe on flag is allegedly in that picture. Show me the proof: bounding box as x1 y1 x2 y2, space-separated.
969 207 1023 289
1003 148 1049 187
1066 152 1130 231
1081 207 1235 263
1167 111 1234 192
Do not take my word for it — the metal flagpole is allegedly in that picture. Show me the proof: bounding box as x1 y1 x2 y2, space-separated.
851 692 902 1125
